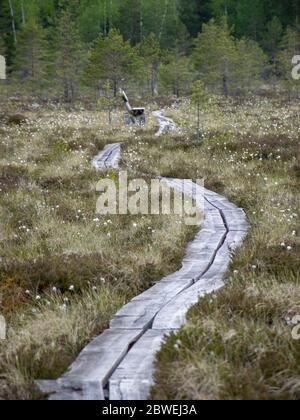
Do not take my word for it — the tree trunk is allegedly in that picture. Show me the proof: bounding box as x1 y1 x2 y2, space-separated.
21 0 26 25
224 0 228 15
103 0 107 36
151 67 158 96
63 77 71 103
108 0 113 32
223 62 229 96
113 80 118 97
8 0 17 44
159 0 169 41
140 0 144 50
197 103 201 141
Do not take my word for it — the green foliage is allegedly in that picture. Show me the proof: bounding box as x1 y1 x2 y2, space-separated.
48 139 70 160
193 18 237 95
0 0 298 99
235 38 268 90
97 80 119 124
76 0 120 42
0 35 5 55
235 0 266 40
159 56 193 97
86 29 139 96
193 18 268 95
263 17 283 60
142 33 163 96
51 10 85 102
13 20 47 94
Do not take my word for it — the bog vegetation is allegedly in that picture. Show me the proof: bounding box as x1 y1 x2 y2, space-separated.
0 0 299 401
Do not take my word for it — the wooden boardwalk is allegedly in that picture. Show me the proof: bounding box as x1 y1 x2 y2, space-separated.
37 112 249 400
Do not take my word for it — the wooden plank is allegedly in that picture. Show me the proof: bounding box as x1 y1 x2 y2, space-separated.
110 183 225 331
36 380 96 400
153 241 232 330
202 209 226 232
110 300 163 330
110 279 193 331
37 329 143 400
152 276 225 330
187 229 225 248
163 178 205 214
153 111 176 136
179 260 215 279
92 143 121 170
199 240 232 280
222 209 249 232
131 277 193 301
152 230 245 330
204 189 240 211
226 230 248 252
109 330 172 401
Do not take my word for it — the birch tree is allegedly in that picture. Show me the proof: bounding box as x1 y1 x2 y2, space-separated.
8 0 17 43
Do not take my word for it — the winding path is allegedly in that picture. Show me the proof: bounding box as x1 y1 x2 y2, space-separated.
37 112 249 401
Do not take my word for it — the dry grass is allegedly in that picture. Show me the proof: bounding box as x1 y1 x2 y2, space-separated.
121 97 300 400
0 106 195 399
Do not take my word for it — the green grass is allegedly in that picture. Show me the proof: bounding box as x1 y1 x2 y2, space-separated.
121 96 300 400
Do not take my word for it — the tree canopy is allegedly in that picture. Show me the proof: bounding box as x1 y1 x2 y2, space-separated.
0 0 299 99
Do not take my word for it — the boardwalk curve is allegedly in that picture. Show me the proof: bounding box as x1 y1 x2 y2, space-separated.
37 112 249 400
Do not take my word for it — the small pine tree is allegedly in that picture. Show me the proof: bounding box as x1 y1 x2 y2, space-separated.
86 29 138 97
193 18 237 95
263 17 283 61
97 80 119 125
190 80 209 141
235 38 267 91
13 20 47 95
159 56 193 97
52 10 84 102
142 33 162 97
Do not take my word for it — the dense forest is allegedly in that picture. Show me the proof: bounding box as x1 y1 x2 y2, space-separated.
0 0 300 100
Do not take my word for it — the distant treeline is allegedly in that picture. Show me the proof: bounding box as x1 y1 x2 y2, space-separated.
0 0 299 100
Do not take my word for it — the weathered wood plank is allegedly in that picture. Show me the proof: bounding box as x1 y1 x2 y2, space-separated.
204 189 240 211
152 229 250 331
226 230 248 251
222 209 250 232
202 209 227 231
152 245 231 330
110 301 163 330
92 143 121 170
152 276 225 330
109 330 172 400
38 329 144 400
153 111 176 136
